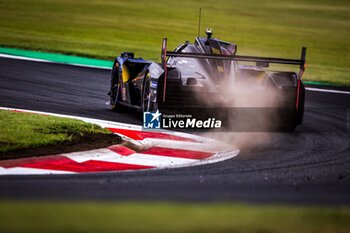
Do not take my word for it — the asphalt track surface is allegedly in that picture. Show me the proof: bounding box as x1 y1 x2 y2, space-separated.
0 57 349 204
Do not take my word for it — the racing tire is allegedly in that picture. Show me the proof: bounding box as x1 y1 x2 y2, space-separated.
109 62 122 112
141 73 157 113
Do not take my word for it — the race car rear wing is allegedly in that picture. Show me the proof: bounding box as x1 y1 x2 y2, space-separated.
161 38 306 103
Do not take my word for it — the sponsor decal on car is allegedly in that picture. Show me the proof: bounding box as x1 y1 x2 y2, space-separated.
150 81 158 88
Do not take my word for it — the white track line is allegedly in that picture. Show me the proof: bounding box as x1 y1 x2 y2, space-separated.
0 107 141 131
305 87 350 95
1 53 349 95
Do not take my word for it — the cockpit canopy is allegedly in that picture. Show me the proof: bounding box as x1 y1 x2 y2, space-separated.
195 36 237 55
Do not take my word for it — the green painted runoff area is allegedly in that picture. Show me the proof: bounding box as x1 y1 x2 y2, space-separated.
0 47 113 68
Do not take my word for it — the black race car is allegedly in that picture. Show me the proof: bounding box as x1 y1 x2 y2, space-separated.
108 30 306 131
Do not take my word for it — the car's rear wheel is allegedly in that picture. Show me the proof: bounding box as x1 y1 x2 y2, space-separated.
142 73 157 112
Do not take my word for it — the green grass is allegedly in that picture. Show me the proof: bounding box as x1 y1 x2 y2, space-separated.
0 0 349 85
0 201 349 233
0 110 111 153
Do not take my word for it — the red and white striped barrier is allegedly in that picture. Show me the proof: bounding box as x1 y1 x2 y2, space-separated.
0 107 239 175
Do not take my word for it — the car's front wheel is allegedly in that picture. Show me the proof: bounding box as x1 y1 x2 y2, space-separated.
109 62 121 111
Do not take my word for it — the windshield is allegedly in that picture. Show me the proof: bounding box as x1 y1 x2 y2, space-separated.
219 41 236 55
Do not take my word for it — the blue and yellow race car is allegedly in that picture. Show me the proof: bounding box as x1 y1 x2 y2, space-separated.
108 30 306 131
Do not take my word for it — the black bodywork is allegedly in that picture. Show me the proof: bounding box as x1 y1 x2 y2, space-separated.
108 31 306 131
